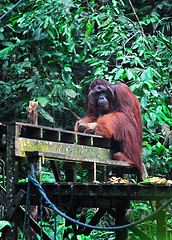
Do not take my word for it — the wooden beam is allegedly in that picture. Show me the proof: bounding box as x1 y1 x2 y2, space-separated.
50 161 62 182
15 137 112 160
6 189 26 220
12 121 111 148
0 185 52 240
25 150 136 168
15 183 172 202
18 207 53 240
83 208 107 236
156 200 167 240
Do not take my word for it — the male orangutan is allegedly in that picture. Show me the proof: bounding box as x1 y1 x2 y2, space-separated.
74 78 143 173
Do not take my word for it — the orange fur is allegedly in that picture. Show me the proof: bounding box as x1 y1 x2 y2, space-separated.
75 78 143 173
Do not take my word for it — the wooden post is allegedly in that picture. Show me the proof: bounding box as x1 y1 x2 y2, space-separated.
30 156 42 183
156 200 167 240
63 207 77 239
6 124 19 240
83 209 107 236
64 162 77 182
107 208 152 240
82 162 96 182
27 100 39 240
27 100 38 125
115 208 128 240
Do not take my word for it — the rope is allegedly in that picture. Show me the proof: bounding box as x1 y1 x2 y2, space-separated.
22 160 34 239
40 195 43 240
27 174 172 231
54 213 57 240
0 0 24 21
0 159 5 188
22 178 30 240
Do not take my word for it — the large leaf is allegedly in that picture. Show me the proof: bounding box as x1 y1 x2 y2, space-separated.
39 108 54 123
0 46 14 59
37 97 48 107
0 221 11 231
85 20 93 41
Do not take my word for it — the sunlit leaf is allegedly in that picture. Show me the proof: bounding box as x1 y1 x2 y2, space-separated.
85 20 93 41
37 97 48 107
115 69 124 80
64 89 77 98
0 221 11 231
141 96 147 108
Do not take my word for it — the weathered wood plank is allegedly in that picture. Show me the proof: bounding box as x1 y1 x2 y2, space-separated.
16 182 172 202
156 200 167 240
25 150 135 168
15 137 112 159
8 122 110 148
6 124 19 240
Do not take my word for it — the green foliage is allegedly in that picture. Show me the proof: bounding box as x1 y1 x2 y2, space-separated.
0 220 11 237
0 0 87 128
0 220 11 231
2 0 170 176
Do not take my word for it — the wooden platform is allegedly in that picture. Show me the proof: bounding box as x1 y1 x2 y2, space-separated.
16 181 172 207
0 122 171 240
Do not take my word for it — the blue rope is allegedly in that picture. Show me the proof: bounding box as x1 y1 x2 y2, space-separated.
0 0 24 21
22 178 30 240
40 195 43 240
54 213 57 240
27 174 172 231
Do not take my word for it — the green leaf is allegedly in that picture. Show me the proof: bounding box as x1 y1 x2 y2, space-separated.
64 89 77 98
34 27 41 40
151 90 158 97
0 32 4 40
95 67 104 76
147 67 153 80
0 46 14 59
156 106 162 113
141 71 147 82
2 42 14 47
39 108 54 123
69 233 75 239
0 81 10 85
0 221 11 231
126 69 133 80
155 142 165 154
40 51 51 59
135 57 144 68
85 20 93 41
141 96 147 108
149 112 156 122
62 71 72 84
62 65 72 84
26 82 36 91
37 97 48 107
147 119 154 128
115 69 124 80
64 65 72 72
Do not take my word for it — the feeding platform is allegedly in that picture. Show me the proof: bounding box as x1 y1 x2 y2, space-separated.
0 122 171 240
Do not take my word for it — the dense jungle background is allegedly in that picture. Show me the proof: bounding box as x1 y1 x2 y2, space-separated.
0 0 172 239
